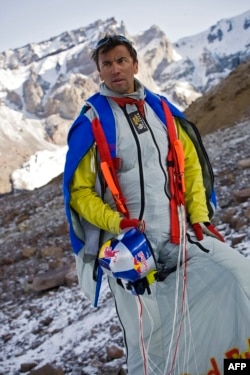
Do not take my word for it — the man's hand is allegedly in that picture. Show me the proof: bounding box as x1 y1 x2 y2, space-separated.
120 218 145 232
192 222 224 242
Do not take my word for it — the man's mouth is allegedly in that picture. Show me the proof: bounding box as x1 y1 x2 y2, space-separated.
113 78 124 83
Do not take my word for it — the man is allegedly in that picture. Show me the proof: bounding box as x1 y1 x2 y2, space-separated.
63 35 250 374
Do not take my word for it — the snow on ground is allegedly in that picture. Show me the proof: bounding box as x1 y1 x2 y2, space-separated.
0 278 119 374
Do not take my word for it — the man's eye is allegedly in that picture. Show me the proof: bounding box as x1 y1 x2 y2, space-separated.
119 57 127 63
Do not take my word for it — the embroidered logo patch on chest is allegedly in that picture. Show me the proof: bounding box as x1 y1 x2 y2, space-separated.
128 110 148 134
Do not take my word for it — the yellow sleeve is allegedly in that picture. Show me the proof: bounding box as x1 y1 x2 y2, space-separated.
70 146 121 234
176 120 210 224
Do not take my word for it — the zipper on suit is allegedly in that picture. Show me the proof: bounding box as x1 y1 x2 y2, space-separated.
120 106 145 221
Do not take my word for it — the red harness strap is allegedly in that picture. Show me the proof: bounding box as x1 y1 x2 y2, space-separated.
91 118 129 218
161 99 186 244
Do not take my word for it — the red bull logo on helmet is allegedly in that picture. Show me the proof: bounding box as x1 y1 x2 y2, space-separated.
103 245 119 262
98 229 155 282
133 250 150 275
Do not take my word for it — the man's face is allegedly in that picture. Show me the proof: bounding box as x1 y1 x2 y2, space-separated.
98 45 138 94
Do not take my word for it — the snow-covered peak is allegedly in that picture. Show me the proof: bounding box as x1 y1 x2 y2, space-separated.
174 10 250 59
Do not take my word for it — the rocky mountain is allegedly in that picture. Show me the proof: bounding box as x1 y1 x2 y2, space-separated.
0 10 249 194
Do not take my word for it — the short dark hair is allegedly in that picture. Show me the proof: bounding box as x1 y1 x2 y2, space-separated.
91 34 138 71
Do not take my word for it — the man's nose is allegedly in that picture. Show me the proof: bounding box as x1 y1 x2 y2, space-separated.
111 62 120 74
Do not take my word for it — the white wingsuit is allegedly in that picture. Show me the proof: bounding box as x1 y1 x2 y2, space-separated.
67 80 250 375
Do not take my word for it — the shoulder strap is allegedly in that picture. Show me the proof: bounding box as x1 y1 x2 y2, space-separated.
161 99 186 244
146 89 186 243
91 117 129 218
87 94 130 215
87 93 117 158
145 88 216 219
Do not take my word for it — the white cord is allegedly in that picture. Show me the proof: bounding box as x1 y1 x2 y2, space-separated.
140 296 164 375
136 295 149 375
164 205 188 375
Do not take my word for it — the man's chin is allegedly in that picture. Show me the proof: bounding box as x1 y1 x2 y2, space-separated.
110 82 129 94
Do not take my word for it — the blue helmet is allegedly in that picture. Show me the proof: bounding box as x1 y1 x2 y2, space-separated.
98 228 156 282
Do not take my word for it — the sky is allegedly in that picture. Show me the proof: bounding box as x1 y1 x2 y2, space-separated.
0 0 249 52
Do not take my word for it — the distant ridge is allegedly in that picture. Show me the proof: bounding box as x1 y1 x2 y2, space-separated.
184 60 250 135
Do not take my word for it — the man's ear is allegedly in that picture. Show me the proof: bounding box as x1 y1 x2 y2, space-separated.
99 72 104 81
134 60 139 75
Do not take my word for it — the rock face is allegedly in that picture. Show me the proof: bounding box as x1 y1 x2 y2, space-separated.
184 60 250 135
0 118 249 374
